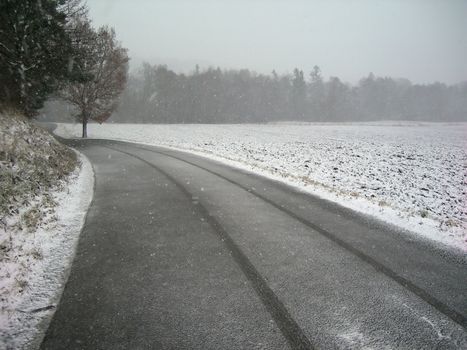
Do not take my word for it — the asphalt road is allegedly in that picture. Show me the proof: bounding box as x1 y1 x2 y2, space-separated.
40 138 467 349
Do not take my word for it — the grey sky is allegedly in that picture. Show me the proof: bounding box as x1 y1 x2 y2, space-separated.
86 0 467 84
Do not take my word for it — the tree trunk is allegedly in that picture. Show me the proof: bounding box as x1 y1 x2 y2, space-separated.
82 114 88 138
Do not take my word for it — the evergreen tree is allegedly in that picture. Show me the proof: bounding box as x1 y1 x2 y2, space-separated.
308 65 325 121
0 0 75 116
292 68 306 120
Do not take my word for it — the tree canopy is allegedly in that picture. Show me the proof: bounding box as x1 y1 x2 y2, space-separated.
0 0 74 115
0 0 128 126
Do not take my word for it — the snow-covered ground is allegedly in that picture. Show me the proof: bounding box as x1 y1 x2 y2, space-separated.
0 152 93 349
56 122 467 251
0 113 94 349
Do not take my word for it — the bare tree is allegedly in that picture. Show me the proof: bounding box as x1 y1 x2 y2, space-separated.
59 0 88 21
62 21 128 137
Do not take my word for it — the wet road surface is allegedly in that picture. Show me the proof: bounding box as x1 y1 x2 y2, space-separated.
41 139 467 349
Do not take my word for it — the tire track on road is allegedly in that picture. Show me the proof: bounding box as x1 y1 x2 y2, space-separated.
104 145 315 350
117 142 467 331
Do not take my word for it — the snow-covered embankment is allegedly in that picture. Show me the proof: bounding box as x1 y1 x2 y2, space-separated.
0 114 94 349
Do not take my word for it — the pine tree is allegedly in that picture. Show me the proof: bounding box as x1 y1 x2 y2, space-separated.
292 68 306 120
0 0 75 116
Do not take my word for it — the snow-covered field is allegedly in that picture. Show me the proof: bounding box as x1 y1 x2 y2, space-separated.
56 122 467 251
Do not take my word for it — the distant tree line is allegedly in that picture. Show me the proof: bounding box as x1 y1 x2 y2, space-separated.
107 63 466 123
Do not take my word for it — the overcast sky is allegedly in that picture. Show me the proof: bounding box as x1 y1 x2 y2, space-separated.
86 0 466 84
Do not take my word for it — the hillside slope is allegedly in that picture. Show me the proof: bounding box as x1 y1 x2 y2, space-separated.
0 114 93 349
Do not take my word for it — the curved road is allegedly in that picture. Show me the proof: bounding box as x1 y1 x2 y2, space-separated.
41 138 467 349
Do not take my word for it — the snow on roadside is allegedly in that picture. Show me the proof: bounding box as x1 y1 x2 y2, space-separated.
0 152 94 349
55 122 467 252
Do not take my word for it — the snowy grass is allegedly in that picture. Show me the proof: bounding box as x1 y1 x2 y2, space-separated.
1 115 77 221
55 121 467 251
0 115 94 349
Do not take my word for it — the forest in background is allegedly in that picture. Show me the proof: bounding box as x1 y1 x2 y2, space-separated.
42 63 467 123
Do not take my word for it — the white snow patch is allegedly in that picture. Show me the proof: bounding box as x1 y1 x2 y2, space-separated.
55 122 467 252
0 152 94 349
337 328 380 350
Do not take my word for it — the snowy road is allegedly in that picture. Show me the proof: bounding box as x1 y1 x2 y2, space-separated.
41 139 467 349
